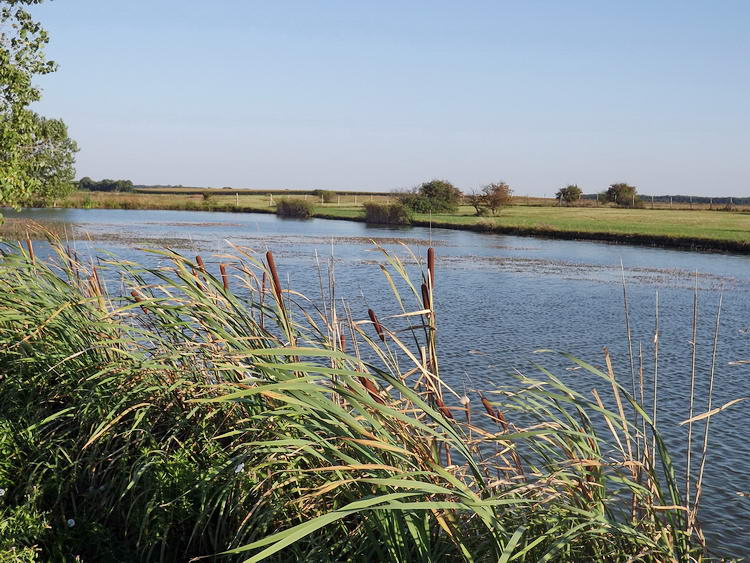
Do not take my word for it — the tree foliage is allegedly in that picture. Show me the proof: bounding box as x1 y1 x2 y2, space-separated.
466 193 488 216
604 183 639 207
481 182 512 215
400 179 462 213
556 184 582 204
1 0 78 206
79 177 134 192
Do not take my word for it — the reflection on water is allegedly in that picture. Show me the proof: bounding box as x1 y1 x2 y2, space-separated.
8 207 750 557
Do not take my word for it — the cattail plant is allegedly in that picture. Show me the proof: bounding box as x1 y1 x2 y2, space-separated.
0 237 718 562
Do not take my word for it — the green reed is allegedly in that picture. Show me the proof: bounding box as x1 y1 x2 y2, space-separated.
0 239 716 561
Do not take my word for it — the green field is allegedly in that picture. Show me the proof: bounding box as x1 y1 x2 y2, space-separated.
309 203 750 250
17 190 750 251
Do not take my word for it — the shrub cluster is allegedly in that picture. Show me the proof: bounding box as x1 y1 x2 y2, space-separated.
276 198 314 219
398 180 462 213
362 201 412 225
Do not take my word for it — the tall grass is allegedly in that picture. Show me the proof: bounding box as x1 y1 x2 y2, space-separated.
0 239 716 561
275 198 315 219
362 201 412 225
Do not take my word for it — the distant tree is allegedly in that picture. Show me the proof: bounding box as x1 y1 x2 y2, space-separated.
78 178 134 192
466 192 487 216
481 182 512 215
1 0 78 206
401 179 462 213
604 183 639 207
556 185 582 205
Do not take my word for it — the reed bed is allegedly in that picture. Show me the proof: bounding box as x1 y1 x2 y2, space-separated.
0 218 71 240
0 239 718 561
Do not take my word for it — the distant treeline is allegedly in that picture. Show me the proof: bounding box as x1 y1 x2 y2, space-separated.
133 186 387 196
581 193 750 205
79 177 134 192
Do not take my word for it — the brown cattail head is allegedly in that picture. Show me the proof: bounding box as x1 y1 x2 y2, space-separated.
26 238 35 264
131 289 149 313
195 255 206 273
427 247 435 288
358 375 385 404
219 263 229 290
339 331 346 351
368 309 385 342
435 395 455 420
421 283 431 312
481 395 508 430
91 266 103 296
265 251 283 304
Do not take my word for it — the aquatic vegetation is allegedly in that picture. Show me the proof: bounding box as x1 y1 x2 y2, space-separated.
0 240 716 561
362 201 413 225
275 198 315 219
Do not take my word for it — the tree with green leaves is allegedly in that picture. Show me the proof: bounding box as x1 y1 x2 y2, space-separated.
604 183 639 207
556 184 582 204
400 179 462 213
78 177 133 192
1 0 78 206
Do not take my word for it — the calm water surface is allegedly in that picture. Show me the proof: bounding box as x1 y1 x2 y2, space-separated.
10 207 750 557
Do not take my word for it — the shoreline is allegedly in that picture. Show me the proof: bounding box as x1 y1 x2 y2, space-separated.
6 203 750 254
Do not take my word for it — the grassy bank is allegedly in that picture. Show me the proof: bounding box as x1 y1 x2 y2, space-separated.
0 241 714 561
312 205 750 252
23 190 750 252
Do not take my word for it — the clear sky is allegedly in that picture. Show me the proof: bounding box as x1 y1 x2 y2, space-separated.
32 0 749 196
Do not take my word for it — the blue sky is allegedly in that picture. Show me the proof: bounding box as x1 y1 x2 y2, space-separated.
33 1 749 196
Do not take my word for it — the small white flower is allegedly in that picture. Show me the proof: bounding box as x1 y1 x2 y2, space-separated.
234 463 245 474
0 488 5 497
67 518 75 528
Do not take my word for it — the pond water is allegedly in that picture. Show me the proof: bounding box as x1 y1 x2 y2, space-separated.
7 207 750 557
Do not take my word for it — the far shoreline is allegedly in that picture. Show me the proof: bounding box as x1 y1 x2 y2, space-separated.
6 199 750 255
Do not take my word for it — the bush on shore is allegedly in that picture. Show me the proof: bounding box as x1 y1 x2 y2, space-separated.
399 179 462 213
362 201 412 225
276 197 314 219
